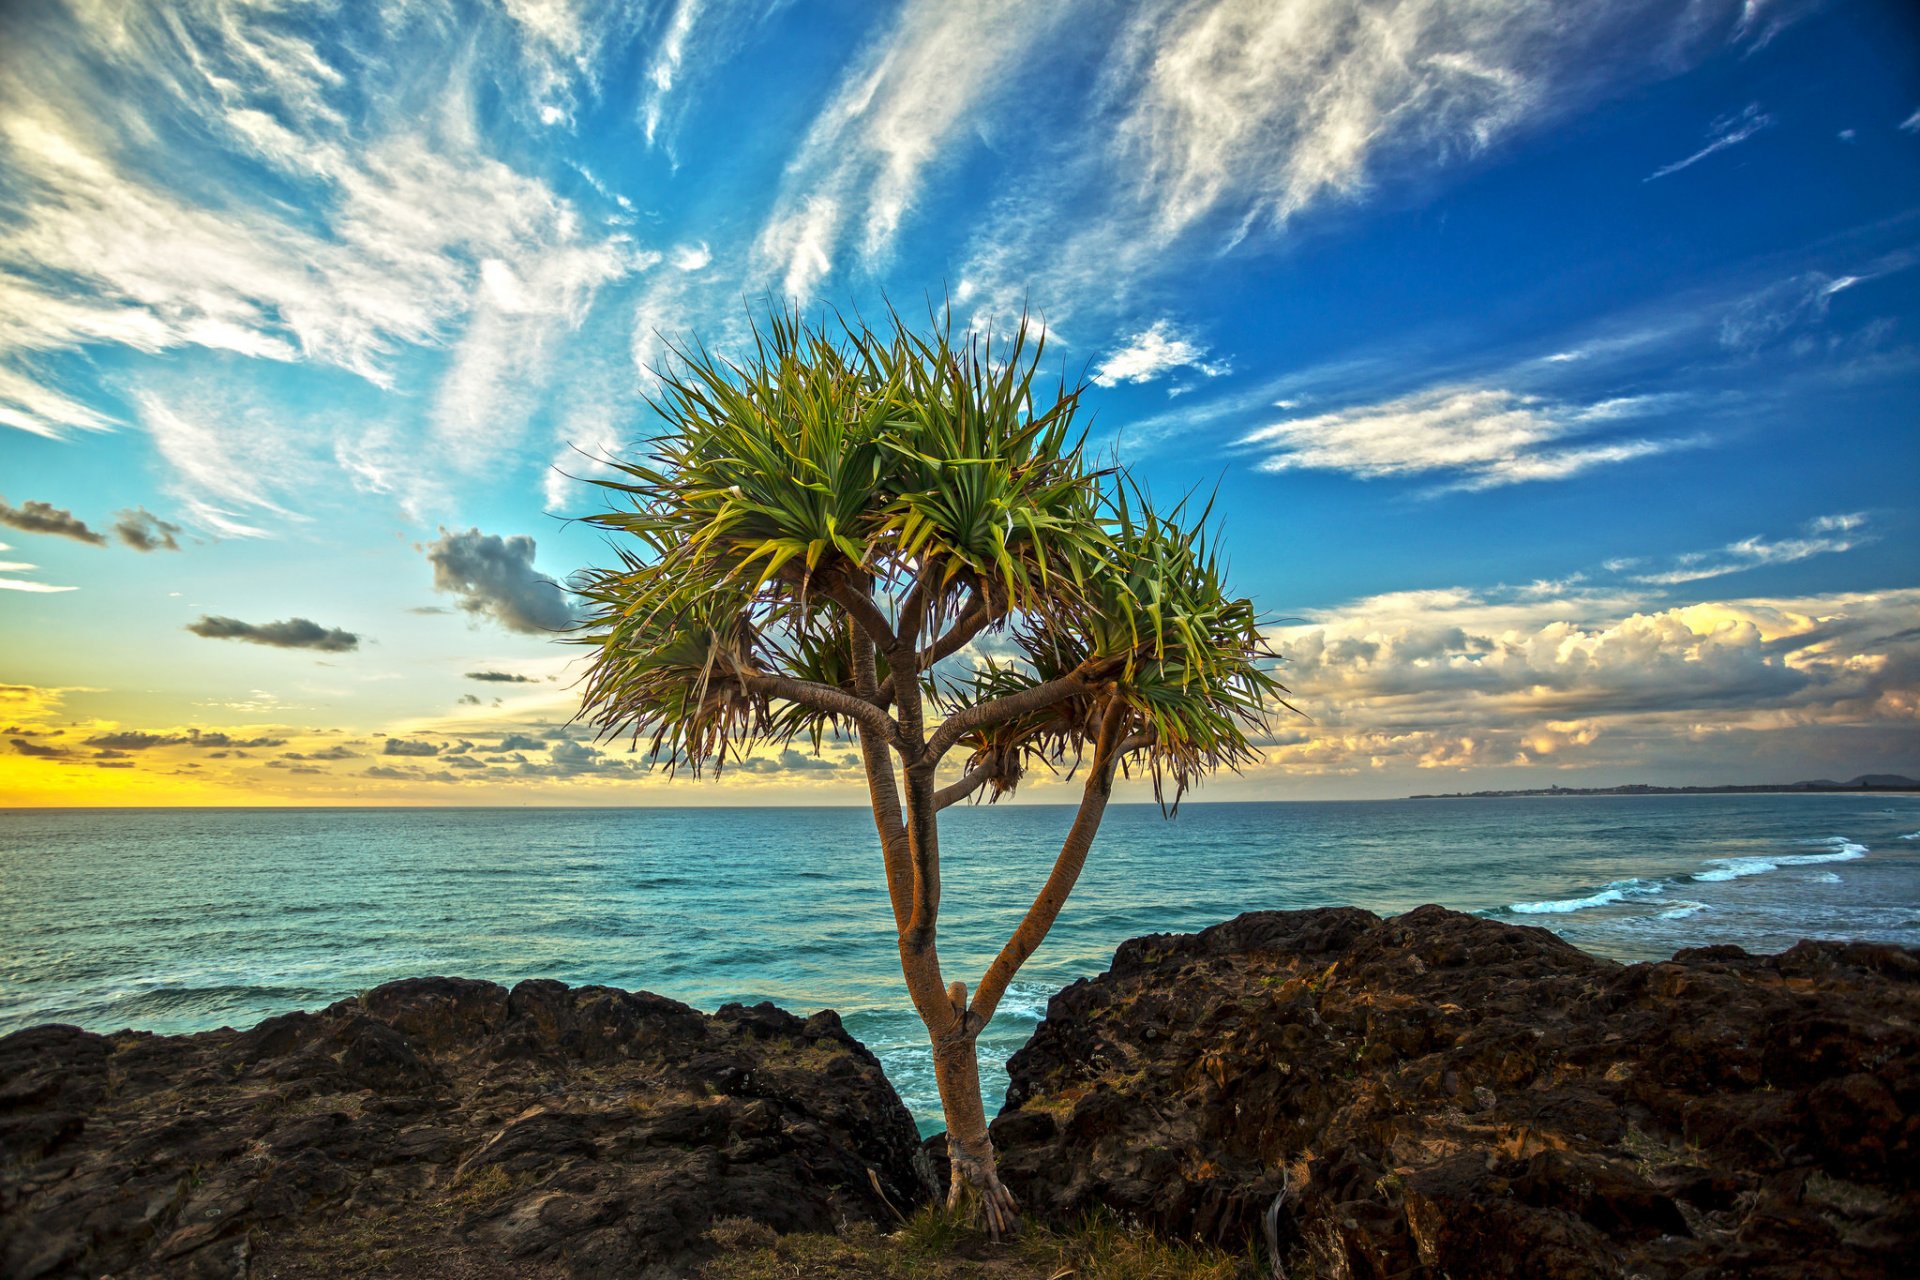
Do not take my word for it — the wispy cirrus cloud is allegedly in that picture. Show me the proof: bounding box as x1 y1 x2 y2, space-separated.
1634 513 1872 585
753 0 1069 299
1646 102 1775 181
0 0 650 504
957 0 1773 321
1239 385 1693 489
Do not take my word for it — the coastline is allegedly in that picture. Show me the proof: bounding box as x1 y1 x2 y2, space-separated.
4 906 1915 1278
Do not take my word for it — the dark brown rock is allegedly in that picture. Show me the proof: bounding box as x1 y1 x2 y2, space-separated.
992 904 1920 1280
0 979 925 1279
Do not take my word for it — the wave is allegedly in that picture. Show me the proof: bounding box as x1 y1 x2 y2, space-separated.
1692 837 1867 883
1506 878 1666 916
1498 836 1871 917
1901 832 1919 841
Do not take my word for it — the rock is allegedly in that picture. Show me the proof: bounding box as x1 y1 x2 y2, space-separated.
992 905 1920 1280
0 977 923 1279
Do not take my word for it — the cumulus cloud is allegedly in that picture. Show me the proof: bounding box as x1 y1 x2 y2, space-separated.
497 734 550 752
466 670 536 683
11 737 74 759
282 745 360 761
729 747 852 775
425 528 577 634
1091 321 1230 387
112 506 183 552
1240 386 1688 488
187 616 360 652
383 738 442 757
0 497 105 545
84 729 286 750
1645 103 1774 181
1260 584 1920 779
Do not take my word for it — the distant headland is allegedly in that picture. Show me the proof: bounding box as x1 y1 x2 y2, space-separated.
1410 773 1919 799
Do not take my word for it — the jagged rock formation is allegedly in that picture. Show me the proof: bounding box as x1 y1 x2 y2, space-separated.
0 978 925 1279
991 905 1919 1280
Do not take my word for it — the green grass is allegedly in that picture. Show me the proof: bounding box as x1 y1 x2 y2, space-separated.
695 1206 1263 1280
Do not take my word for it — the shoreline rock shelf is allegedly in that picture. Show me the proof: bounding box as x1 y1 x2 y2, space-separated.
991 905 1919 1279
2 908 1915 1278
0 978 924 1279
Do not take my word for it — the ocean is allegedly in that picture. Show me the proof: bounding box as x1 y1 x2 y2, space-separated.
3 796 1917 1135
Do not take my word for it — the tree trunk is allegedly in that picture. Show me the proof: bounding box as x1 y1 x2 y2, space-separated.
928 1002 1018 1237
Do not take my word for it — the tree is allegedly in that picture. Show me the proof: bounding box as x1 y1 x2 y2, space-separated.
571 305 1283 1237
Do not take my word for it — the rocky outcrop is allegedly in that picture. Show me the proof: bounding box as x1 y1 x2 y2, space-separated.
0 978 925 1280
991 905 1920 1280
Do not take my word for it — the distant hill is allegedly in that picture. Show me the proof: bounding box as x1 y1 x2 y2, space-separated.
1410 774 1919 799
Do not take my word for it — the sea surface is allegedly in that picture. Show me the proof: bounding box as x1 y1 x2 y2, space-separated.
3 796 1917 1135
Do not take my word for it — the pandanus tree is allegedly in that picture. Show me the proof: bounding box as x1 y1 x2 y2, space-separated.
571 306 1282 1235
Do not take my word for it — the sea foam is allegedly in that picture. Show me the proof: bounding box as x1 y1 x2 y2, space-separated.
1507 878 1665 915
1693 837 1867 882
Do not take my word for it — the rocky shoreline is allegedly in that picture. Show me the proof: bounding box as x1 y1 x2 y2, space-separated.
992 905 1919 1279
4 907 1915 1278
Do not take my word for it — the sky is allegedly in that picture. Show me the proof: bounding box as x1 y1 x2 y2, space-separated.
1 0 1917 806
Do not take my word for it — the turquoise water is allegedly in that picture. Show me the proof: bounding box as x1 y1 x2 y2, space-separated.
3 796 1918 1134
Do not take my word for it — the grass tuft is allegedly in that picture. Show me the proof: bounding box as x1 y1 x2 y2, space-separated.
694 1206 1259 1280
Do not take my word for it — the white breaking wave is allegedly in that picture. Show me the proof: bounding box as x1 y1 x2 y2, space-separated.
1657 901 1708 920
1901 832 1919 841
1507 877 1666 915
1693 837 1867 883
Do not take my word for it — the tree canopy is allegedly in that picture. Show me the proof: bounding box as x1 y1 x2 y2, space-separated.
570 305 1285 805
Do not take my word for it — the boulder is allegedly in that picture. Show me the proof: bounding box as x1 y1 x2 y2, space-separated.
0 979 925 1279
992 905 1920 1280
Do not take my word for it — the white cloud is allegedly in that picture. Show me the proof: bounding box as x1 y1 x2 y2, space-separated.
1091 320 1229 386
1259 583 1920 777
1902 108 1920 133
0 2 649 487
1645 102 1774 181
752 0 1065 298
543 404 627 511
1634 513 1871 585
0 578 78 593
1240 385 1686 488
958 0 1759 318
430 238 640 467
135 392 301 538
643 0 703 146
670 242 712 272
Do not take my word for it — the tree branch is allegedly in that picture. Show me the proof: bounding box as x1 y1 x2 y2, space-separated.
894 569 933 649
934 757 997 810
745 673 899 745
924 660 1113 762
922 591 993 670
968 697 1132 1026
818 579 898 654
851 627 912 931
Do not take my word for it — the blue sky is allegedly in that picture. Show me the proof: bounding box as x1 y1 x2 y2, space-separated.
1 0 1916 803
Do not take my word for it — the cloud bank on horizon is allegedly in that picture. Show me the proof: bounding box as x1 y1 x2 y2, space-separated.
0 0 1915 802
